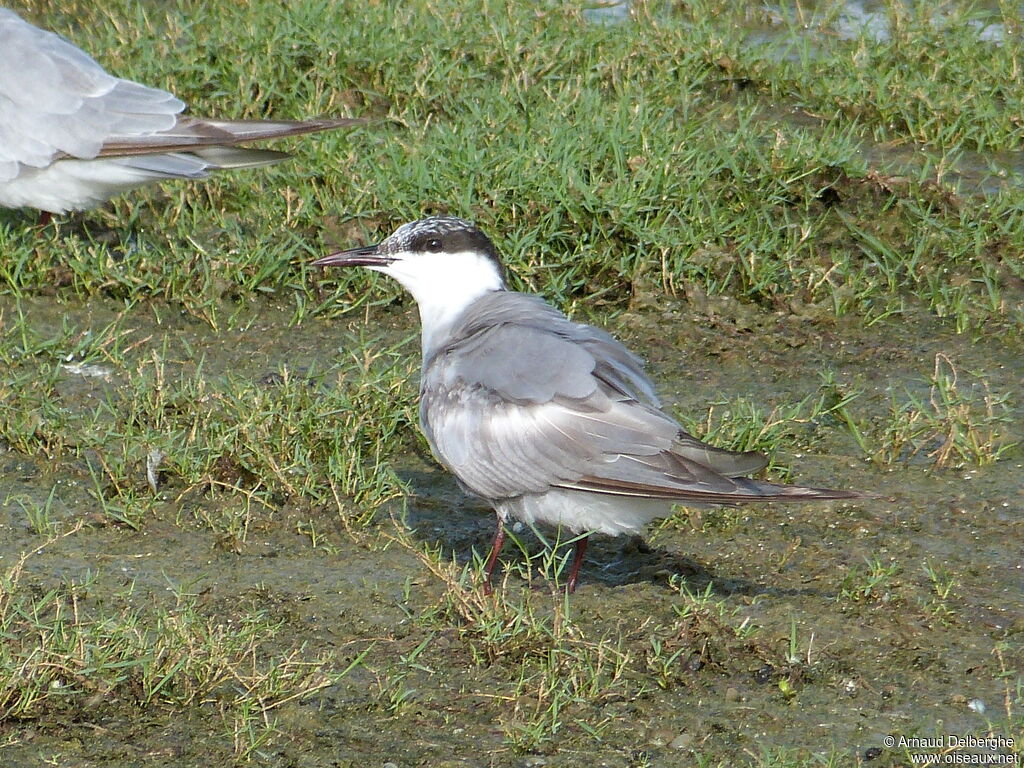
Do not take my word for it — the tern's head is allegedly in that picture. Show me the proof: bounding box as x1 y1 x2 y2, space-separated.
314 216 508 354
313 216 506 304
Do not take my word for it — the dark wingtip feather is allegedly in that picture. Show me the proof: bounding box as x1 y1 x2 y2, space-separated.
564 474 868 504
761 483 868 501
93 116 366 158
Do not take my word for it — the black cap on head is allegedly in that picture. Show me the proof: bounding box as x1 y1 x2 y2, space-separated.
385 216 505 281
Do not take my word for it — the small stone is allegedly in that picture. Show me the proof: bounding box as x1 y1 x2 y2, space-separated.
725 687 741 702
669 732 693 750
257 371 285 387
647 727 675 747
754 665 774 684
967 698 986 714
864 747 882 760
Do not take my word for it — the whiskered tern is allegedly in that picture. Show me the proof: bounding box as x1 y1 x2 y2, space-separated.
314 216 864 592
0 7 363 216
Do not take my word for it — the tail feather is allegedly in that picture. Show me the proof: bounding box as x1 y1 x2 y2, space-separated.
84 116 364 159
191 146 290 170
738 478 867 502
561 473 866 505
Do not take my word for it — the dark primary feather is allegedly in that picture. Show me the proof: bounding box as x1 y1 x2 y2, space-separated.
418 291 805 505
88 117 362 159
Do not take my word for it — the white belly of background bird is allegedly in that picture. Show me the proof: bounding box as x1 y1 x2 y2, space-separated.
314 216 863 592
0 7 362 216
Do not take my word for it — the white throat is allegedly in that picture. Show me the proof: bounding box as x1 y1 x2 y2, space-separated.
377 249 505 356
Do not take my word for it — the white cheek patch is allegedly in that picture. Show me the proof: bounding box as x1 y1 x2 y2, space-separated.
384 249 503 299
380 249 506 354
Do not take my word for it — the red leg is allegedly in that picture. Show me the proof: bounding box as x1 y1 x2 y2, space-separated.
37 211 53 227
566 535 589 593
481 519 507 595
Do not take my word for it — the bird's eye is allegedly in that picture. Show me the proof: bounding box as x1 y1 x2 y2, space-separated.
426 238 443 252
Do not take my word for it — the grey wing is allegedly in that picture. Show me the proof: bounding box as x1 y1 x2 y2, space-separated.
439 292 660 405
0 8 183 180
420 321 771 503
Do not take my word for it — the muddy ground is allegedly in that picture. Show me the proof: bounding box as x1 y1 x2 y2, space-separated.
0 291 1020 767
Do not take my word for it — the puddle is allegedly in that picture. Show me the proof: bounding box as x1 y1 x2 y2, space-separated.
582 0 631 24
696 3 1024 195
761 0 1010 44
573 1 1024 195
710 96 1024 197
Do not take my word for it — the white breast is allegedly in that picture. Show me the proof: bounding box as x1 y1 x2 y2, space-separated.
497 488 674 537
0 157 204 213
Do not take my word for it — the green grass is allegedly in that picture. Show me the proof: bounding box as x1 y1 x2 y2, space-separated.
0 0 1020 335
0 530 367 760
873 353 1018 466
0 299 416 539
837 555 902 604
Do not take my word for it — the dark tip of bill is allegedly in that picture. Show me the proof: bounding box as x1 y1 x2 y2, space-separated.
311 245 387 268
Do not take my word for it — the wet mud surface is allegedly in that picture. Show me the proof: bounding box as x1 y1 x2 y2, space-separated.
0 293 1021 767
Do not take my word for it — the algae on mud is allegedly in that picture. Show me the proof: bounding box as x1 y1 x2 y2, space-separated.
0 292 1019 767
0 0 1022 766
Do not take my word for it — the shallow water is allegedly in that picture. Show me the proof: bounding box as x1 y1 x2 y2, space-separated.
761 0 1010 44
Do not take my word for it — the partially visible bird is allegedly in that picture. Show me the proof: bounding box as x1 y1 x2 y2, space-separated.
0 7 363 217
314 216 865 592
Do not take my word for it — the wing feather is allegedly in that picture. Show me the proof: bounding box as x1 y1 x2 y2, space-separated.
0 9 363 189
419 292 780 503
0 9 182 178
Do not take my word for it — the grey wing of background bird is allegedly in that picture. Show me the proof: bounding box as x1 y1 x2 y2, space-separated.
417 292 847 507
0 8 184 181
0 8 360 184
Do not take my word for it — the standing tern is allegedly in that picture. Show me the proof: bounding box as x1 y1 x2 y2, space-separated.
314 216 864 592
0 7 363 216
